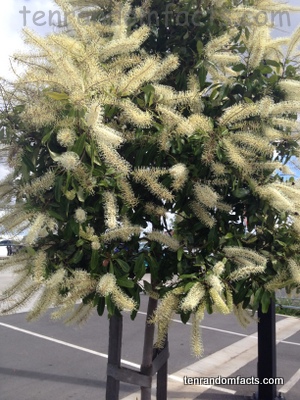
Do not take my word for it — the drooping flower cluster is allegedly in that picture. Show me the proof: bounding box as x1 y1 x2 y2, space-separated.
0 0 300 360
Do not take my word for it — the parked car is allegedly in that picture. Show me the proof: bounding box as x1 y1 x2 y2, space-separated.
0 239 24 256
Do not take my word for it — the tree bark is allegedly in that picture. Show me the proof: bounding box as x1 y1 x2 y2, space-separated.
140 296 158 400
106 314 123 400
257 299 278 400
156 334 168 400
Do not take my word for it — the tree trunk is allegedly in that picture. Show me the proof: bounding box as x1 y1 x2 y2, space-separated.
156 334 168 400
106 314 123 400
257 299 279 400
140 296 158 400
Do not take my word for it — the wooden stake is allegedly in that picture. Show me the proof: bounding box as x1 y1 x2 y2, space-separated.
140 297 158 400
106 314 123 400
156 334 168 400
257 299 281 400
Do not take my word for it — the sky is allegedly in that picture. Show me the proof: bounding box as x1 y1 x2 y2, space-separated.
0 0 300 180
0 0 59 180
0 1 59 79
0 0 299 79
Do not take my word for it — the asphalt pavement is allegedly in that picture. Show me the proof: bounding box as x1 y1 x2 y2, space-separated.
0 269 299 400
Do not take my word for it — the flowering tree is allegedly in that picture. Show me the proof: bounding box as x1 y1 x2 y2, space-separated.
1 0 300 398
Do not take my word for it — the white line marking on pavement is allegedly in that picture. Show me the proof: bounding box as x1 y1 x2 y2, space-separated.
0 321 237 397
138 311 300 346
211 386 236 394
280 368 300 394
0 322 140 370
121 316 300 400
280 339 300 346
168 375 236 394
137 311 255 339
1 314 299 400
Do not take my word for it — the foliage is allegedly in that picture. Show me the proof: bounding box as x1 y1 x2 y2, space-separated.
1 0 300 357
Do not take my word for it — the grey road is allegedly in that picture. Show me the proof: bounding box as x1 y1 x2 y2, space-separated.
0 271 299 400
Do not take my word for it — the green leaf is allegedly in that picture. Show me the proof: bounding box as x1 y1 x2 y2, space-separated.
55 175 63 203
179 273 197 280
232 63 246 72
42 131 52 144
234 282 250 303
268 75 279 84
141 84 155 94
265 59 280 68
136 98 145 107
72 133 86 156
180 311 191 324
117 276 135 288
85 143 102 166
261 291 271 313
109 260 114 274
216 84 229 102
147 255 158 281
184 282 195 292
142 84 155 106
148 91 155 107
241 235 257 244
70 249 83 264
275 240 286 247
134 253 146 280
115 259 131 273
259 65 273 75
96 296 105 316
69 218 79 235
76 187 85 202
48 147 61 162
22 154 35 172
177 247 184 262
90 250 99 271
143 280 153 294
46 91 69 100
48 209 65 221
198 65 207 87
252 287 264 310
26 247 36 256
105 106 118 118
206 300 213 314
243 296 251 309
233 188 249 198
196 40 203 55
106 295 116 316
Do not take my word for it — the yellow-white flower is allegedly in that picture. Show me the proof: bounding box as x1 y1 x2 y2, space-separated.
213 261 225 276
180 282 206 312
96 273 117 296
91 241 100 251
57 128 76 147
65 190 76 200
58 152 80 171
75 208 87 223
169 163 188 191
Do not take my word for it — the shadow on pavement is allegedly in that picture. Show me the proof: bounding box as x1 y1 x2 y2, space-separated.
194 392 251 400
0 367 106 388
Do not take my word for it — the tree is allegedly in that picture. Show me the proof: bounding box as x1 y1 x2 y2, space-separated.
1 0 300 399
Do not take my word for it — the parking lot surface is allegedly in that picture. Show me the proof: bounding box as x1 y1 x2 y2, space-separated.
0 270 299 400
